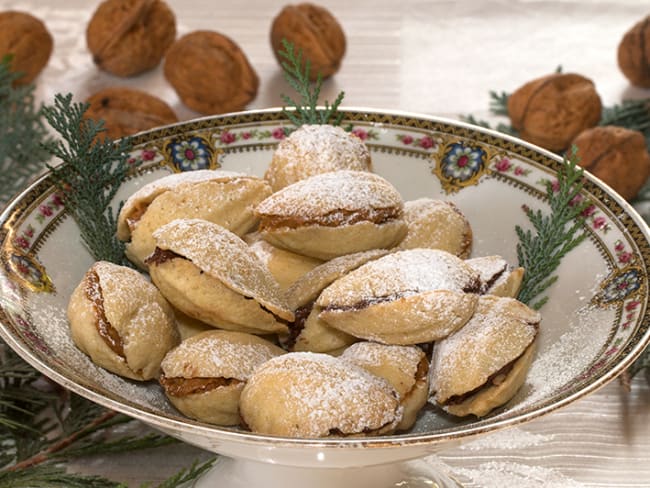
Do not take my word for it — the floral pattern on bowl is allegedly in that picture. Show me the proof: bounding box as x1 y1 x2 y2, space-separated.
0 109 648 468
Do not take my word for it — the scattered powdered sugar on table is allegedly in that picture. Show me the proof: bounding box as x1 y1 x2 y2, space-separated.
452 461 587 488
460 427 553 451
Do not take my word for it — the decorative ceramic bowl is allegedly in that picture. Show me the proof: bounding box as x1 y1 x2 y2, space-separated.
1 109 649 488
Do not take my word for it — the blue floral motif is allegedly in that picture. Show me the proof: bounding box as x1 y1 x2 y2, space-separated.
598 268 642 303
440 143 486 182
166 136 213 171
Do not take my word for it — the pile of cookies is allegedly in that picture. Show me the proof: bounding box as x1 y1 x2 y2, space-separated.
67 124 540 438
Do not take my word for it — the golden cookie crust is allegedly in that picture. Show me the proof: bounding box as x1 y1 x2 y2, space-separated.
466 255 525 298
264 124 371 191
317 249 481 344
282 250 389 354
256 170 406 259
245 232 323 291
160 330 284 425
239 352 402 437
147 219 293 334
341 342 429 431
397 198 473 258
67 261 179 381
117 170 271 269
429 295 540 417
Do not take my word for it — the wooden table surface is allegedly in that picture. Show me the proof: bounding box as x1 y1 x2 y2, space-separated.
1 0 649 486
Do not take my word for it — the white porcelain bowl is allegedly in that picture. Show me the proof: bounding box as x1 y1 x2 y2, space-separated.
1 109 649 486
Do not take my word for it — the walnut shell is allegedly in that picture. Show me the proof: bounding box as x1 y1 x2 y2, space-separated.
84 87 178 140
618 16 650 88
271 3 345 80
86 0 176 77
572 126 650 201
0 11 52 85
507 73 602 153
164 31 259 115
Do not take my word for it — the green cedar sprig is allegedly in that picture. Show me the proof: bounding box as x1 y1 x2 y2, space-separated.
41 93 134 267
277 38 345 126
0 55 52 205
0 344 213 487
515 149 589 310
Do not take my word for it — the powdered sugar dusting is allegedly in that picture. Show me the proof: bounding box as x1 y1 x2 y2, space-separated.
118 170 251 237
516 303 609 408
318 249 479 307
466 256 508 286
285 249 388 309
431 296 539 400
29 303 172 413
161 331 283 380
256 170 403 218
453 461 586 488
461 427 553 450
341 342 423 375
399 198 471 253
242 352 402 437
265 124 371 190
153 219 291 316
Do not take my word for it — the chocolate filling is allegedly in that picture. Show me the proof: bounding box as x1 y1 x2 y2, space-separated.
480 263 508 294
145 247 182 266
125 202 149 232
85 270 125 357
259 206 401 231
442 335 537 407
322 279 481 313
145 249 292 325
282 301 314 350
160 374 243 397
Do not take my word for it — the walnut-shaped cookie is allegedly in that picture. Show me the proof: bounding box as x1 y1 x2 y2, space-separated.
67 261 179 381
117 170 271 269
397 198 473 258
239 352 402 437
341 342 428 431
159 330 284 425
255 170 407 260
146 219 294 335
264 124 371 192
429 295 540 417
245 232 323 291
317 249 481 345
283 249 388 354
466 255 524 298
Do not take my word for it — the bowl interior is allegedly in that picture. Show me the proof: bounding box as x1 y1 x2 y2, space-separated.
1 109 649 464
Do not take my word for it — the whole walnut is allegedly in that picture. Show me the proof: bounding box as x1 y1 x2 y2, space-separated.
618 16 650 88
86 0 176 77
271 3 345 80
571 126 650 201
0 11 52 85
84 87 178 140
164 31 259 115
508 73 602 153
